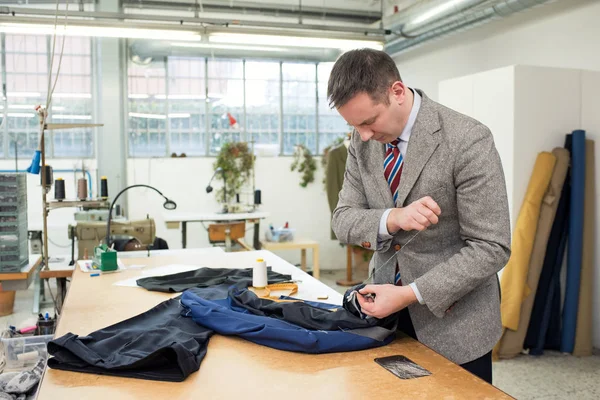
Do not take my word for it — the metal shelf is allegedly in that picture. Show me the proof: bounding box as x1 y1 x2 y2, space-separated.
47 199 110 210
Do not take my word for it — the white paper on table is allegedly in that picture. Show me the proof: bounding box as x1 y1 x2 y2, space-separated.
113 277 142 288
140 264 201 276
113 264 202 288
120 264 146 270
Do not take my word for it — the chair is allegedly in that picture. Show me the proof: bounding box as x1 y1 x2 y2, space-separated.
208 221 248 252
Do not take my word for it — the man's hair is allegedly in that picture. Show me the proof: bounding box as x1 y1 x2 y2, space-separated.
327 48 401 109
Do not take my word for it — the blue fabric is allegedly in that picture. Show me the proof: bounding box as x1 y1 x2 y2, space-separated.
277 296 340 310
180 290 394 354
561 130 586 353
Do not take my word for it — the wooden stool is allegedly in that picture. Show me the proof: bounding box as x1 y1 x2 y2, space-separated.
336 245 363 287
208 221 246 252
261 239 320 279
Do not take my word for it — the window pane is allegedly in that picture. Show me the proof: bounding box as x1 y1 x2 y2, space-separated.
49 36 94 157
127 59 167 157
208 59 244 155
317 62 350 152
3 34 95 158
245 61 280 154
168 57 206 156
282 62 316 155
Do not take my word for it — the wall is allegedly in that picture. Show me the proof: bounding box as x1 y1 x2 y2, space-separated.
393 0 600 348
126 157 345 270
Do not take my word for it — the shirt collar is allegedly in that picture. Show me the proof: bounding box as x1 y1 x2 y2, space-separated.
398 88 421 143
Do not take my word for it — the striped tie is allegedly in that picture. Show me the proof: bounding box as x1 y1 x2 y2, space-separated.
384 139 404 286
384 139 404 205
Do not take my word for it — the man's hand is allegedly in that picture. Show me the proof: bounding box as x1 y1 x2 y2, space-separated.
386 196 441 233
356 284 418 319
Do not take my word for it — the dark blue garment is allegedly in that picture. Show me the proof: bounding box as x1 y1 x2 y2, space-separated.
180 288 395 354
561 130 586 353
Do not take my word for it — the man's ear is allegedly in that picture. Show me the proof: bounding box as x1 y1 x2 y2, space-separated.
390 81 406 105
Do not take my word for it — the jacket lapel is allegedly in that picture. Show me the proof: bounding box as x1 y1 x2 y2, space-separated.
396 91 442 207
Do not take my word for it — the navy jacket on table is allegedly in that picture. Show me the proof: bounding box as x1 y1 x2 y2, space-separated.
47 269 397 382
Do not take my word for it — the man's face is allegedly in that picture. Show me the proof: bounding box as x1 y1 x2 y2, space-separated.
336 82 407 144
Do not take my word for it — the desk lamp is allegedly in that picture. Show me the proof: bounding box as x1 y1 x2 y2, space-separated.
105 184 177 247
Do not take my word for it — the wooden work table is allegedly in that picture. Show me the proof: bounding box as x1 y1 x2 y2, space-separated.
0 255 42 291
36 250 512 400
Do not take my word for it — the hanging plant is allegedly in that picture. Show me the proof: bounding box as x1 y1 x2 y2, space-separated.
290 144 317 188
213 142 254 203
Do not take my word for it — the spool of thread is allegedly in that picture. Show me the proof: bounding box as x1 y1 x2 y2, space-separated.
100 176 109 199
17 350 40 362
252 258 268 288
254 189 261 205
54 177 65 201
77 178 88 200
41 165 53 193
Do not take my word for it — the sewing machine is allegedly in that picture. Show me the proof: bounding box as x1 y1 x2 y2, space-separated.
68 218 156 259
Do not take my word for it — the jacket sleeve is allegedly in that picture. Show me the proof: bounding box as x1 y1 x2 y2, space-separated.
414 123 511 318
332 139 393 252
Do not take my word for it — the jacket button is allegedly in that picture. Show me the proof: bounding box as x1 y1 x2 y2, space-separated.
394 244 401 251
363 242 371 249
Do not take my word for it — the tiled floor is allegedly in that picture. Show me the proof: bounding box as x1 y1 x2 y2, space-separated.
1 270 598 400
319 269 600 400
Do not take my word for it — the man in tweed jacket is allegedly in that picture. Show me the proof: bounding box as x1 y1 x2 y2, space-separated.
328 49 511 383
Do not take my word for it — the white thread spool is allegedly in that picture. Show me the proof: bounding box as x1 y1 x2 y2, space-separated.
252 258 268 288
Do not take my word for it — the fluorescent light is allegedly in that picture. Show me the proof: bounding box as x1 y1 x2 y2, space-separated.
208 33 383 51
52 106 66 111
411 0 467 25
172 42 289 53
168 113 191 118
7 92 41 98
129 112 166 120
0 23 201 42
53 93 92 99
129 94 150 99
8 113 34 118
52 114 92 120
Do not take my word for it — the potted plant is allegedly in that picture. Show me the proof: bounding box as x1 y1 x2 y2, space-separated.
213 142 254 204
290 144 317 188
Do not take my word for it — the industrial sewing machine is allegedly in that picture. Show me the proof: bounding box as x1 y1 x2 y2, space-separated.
68 217 156 260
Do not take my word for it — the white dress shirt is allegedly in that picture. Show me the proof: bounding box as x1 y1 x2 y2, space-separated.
376 88 425 305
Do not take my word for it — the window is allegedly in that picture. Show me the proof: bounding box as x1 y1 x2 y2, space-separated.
126 57 349 157
244 61 280 154
4 34 48 159
2 34 95 159
318 62 351 152
128 59 167 157
48 36 94 157
207 59 244 155
282 63 316 155
168 57 206 156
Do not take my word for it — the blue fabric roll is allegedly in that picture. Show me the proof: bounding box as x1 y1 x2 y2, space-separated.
561 130 586 353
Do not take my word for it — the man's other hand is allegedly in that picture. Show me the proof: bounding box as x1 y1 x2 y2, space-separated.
356 284 418 319
386 196 441 233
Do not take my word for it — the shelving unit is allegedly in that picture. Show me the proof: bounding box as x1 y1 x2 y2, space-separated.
38 117 104 272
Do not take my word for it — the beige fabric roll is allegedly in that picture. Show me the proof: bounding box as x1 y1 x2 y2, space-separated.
573 140 595 356
495 148 570 359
